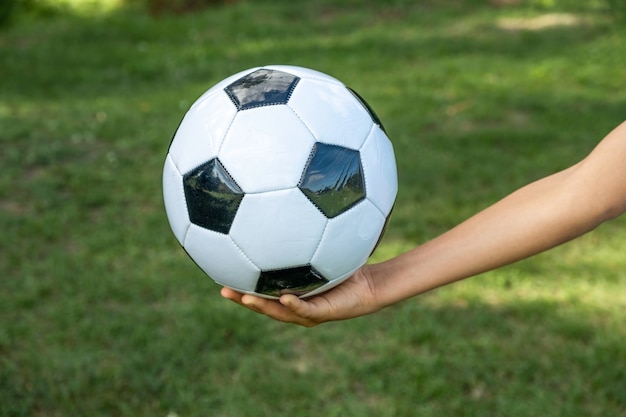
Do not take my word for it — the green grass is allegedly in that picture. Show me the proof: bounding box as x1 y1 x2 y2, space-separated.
1 1 625 416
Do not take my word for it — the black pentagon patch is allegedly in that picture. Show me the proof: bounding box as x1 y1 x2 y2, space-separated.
225 69 300 111
256 265 329 297
348 87 387 133
183 158 244 234
299 143 365 218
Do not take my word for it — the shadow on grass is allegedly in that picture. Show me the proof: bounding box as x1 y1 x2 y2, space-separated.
1 294 624 416
1 3 625 416
356 296 626 415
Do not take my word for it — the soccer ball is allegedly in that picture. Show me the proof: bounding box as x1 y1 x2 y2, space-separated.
163 65 397 298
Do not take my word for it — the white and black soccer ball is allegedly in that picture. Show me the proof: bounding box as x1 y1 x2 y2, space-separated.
163 65 397 298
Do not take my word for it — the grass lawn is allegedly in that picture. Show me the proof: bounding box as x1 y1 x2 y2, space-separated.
1 0 625 416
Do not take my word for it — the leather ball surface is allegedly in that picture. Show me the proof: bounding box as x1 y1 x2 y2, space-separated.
163 65 397 298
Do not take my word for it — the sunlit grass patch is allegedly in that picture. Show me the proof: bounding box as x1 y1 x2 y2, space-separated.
497 12 588 31
14 0 125 18
1 1 625 416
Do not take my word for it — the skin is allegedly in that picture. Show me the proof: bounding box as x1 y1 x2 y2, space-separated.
222 121 626 327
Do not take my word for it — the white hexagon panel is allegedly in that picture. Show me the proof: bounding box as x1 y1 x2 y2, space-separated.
168 89 237 176
230 189 328 271
163 65 398 298
288 78 374 150
219 105 316 193
311 200 387 290
184 224 261 293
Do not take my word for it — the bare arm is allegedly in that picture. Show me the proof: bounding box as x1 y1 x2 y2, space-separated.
222 121 626 326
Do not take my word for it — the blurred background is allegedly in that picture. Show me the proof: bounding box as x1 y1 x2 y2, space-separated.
1 0 625 416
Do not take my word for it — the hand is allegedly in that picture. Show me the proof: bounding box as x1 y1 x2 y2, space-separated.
220 266 381 327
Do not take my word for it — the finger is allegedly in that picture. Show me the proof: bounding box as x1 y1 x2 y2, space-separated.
240 294 271 314
221 288 279 316
279 294 310 315
241 294 300 321
220 287 319 326
220 287 244 304
242 294 319 326
280 294 327 325
220 288 269 315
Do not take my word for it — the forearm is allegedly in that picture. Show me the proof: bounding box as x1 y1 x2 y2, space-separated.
222 122 626 326
372 163 609 307
373 121 626 307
